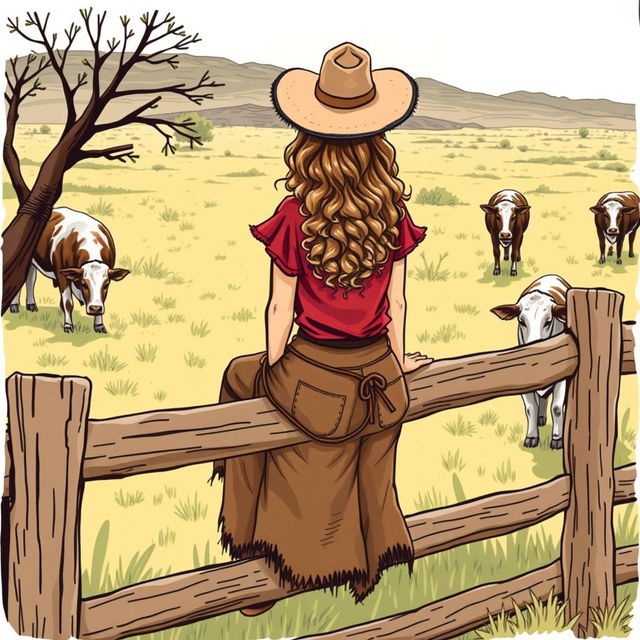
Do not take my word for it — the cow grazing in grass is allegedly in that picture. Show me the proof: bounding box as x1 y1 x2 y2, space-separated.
490 274 570 449
481 189 531 276
590 191 639 264
9 207 130 333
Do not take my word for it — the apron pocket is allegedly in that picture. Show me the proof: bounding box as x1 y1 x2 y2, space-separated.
293 381 347 438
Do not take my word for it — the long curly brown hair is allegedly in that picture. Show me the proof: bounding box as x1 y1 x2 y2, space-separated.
280 131 410 294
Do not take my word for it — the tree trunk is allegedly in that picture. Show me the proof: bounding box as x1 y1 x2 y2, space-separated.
2 154 67 314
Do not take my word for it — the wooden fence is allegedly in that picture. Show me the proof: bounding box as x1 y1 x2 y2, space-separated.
1 287 637 640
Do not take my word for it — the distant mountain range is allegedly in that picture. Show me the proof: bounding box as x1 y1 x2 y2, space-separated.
10 52 635 130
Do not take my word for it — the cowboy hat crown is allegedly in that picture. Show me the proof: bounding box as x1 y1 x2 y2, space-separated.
271 42 417 139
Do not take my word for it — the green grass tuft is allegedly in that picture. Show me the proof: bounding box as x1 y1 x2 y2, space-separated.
36 352 69 367
184 352 206 368
442 450 465 472
152 294 176 309
84 346 127 372
105 379 139 397
174 493 209 521
221 168 265 177
141 255 171 279
443 415 476 437
114 489 144 508
231 308 256 322
493 460 516 484
413 252 450 281
190 320 211 337
453 303 479 316
130 310 161 327
87 198 115 217
159 207 180 222
135 343 158 363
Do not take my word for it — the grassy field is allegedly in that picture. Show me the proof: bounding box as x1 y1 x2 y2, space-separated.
2 123 638 639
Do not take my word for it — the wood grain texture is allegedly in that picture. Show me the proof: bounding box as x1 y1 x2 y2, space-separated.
296 546 638 640
80 324 634 481
4 373 91 640
561 288 623 638
78 465 636 640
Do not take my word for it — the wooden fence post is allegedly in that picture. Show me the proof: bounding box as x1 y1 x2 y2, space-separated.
561 288 623 638
3 373 91 640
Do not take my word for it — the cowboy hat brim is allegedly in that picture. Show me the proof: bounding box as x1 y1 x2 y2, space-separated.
271 67 418 139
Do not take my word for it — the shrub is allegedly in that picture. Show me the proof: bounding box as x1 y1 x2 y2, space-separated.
603 162 627 172
173 112 214 144
517 145 529 152
39 124 51 134
499 138 512 149
596 149 617 160
415 186 463 206
222 168 265 177
578 127 589 138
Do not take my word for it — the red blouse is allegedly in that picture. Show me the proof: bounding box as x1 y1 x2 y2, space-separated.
250 196 426 341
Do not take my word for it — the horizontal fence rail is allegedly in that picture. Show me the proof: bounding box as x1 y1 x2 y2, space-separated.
72 323 636 482
78 464 637 640
297 545 639 640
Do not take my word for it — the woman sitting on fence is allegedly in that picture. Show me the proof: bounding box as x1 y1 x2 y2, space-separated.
212 42 431 615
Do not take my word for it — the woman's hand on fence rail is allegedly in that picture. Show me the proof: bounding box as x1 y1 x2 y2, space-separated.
403 352 433 372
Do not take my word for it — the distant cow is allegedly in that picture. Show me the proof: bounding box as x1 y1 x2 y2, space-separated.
490 274 570 450
481 189 531 276
590 191 639 264
10 207 130 333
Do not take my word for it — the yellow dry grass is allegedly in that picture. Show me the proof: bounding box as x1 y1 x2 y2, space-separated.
2 124 638 593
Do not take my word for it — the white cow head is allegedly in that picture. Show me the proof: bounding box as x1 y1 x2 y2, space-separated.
590 200 636 238
60 262 130 316
481 200 530 247
490 292 566 343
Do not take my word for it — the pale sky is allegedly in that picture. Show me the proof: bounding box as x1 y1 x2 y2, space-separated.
1 0 639 103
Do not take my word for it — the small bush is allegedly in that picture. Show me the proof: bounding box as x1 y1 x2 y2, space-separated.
415 186 464 206
586 162 600 169
151 164 168 171
603 162 627 172
517 145 529 152
222 168 265 177
499 138 512 149
39 124 51 134
173 112 214 144
596 149 617 160
578 127 589 138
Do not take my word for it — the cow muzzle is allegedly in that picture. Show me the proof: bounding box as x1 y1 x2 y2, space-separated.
87 305 104 316
498 233 512 246
607 228 619 235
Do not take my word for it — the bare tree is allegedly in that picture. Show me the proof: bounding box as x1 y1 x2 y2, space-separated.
2 10 223 313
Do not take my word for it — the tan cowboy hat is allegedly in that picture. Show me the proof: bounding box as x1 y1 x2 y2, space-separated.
271 42 418 139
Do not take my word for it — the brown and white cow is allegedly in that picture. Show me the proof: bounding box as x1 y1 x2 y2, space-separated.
9 206 130 333
481 189 531 276
589 191 639 264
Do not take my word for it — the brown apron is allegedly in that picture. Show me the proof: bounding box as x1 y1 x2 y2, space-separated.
213 333 413 602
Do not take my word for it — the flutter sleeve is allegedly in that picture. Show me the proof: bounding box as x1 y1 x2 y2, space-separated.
394 202 427 261
250 198 304 276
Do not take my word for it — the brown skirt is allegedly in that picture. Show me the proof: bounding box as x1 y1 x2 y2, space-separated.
212 334 414 602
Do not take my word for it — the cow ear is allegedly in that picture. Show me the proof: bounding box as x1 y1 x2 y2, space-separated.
480 204 497 214
515 205 531 214
59 268 83 282
551 304 567 322
590 205 604 215
109 268 131 282
621 207 636 215
490 304 519 320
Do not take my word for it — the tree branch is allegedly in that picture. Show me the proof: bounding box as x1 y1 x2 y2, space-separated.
113 71 223 105
72 144 139 166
